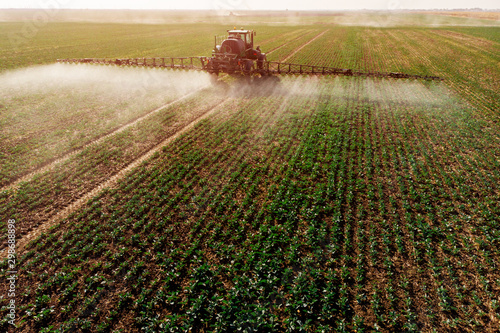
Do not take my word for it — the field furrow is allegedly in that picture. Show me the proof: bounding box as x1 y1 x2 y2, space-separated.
0 84 227 249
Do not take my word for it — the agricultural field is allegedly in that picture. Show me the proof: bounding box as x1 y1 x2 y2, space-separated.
1 9 500 332
423 11 500 22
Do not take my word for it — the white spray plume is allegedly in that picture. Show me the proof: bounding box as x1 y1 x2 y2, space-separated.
0 63 212 163
0 63 212 98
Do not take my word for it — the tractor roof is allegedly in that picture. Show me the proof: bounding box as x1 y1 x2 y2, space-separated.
227 29 252 34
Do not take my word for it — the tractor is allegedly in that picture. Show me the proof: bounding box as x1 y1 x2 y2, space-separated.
206 29 267 78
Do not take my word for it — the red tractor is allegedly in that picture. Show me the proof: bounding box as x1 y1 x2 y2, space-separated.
206 29 267 77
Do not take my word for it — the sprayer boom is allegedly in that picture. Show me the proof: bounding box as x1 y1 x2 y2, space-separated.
57 27 443 81
56 57 442 81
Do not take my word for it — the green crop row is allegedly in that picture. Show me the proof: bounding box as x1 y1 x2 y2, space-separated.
3 75 499 332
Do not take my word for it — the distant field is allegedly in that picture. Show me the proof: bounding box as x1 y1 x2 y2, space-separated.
0 10 499 333
1 8 500 26
423 10 500 21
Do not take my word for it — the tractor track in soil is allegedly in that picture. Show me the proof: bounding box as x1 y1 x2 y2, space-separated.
265 30 313 55
1 98 229 259
0 88 207 194
281 30 328 63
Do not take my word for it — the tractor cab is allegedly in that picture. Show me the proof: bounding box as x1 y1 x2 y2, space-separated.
214 29 258 59
227 29 254 49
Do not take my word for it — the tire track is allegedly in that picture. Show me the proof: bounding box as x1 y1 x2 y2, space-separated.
2 98 229 258
266 30 313 55
0 88 208 194
281 30 328 63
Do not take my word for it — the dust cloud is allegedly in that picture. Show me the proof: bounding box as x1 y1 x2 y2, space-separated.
330 12 500 28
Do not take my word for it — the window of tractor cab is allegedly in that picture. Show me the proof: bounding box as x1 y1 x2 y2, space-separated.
228 32 242 39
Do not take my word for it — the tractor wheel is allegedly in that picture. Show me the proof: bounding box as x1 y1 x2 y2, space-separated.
210 73 219 85
244 60 253 73
206 59 219 74
257 54 266 69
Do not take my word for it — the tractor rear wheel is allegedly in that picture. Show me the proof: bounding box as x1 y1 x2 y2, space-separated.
257 54 266 69
210 73 219 85
206 59 219 74
244 60 253 73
